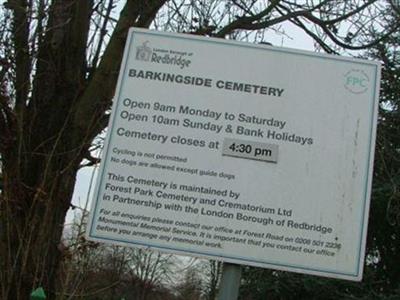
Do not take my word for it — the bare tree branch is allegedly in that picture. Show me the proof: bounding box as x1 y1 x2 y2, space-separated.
215 0 281 37
73 0 167 139
9 0 31 120
89 0 115 78
302 8 400 50
288 15 337 54
388 0 400 16
0 91 16 156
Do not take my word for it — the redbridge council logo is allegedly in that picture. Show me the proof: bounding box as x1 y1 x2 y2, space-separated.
135 40 192 69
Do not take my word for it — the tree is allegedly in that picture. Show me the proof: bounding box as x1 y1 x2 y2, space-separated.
0 1 398 299
366 2 400 292
175 266 203 300
59 212 178 299
201 260 221 300
239 3 400 300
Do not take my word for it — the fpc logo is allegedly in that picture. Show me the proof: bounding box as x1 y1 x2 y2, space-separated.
136 41 152 61
344 69 370 94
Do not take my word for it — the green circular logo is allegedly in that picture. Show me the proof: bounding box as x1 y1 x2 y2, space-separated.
344 69 370 94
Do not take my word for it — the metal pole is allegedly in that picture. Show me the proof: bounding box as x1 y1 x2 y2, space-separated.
217 263 242 300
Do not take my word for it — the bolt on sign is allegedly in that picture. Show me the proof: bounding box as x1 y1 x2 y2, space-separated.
87 28 380 281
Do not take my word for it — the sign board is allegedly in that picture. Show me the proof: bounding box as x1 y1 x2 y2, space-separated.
87 28 380 281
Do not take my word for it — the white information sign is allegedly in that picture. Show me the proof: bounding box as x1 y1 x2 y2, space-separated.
87 28 380 281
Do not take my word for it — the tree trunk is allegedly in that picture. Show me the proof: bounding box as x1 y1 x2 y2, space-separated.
1 149 82 299
0 1 167 298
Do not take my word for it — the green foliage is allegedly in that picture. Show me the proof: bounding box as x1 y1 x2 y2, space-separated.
366 8 400 294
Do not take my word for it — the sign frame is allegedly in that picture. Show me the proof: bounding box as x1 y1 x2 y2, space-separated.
86 27 381 281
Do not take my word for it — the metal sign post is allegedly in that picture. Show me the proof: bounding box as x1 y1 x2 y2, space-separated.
217 263 242 300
